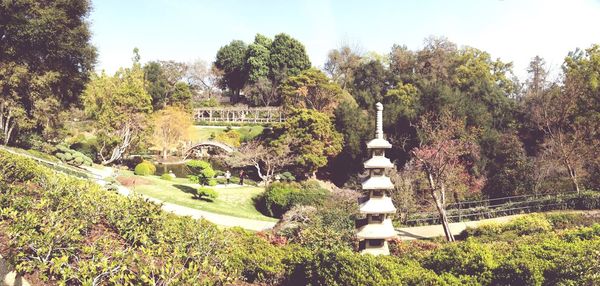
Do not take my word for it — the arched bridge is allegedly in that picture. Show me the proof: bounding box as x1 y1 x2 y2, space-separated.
184 140 236 159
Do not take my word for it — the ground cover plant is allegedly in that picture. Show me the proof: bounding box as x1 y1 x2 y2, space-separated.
2 150 600 285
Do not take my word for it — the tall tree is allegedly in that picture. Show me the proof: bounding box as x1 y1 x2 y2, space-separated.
82 52 152 165
271 109 343 178
144 61 192 109
0 0 97 145
245 34 272 83
324 45 362 90
389 44 417 84
214 40 247 102
351 60 389 109
416 36 457 84
525 55 548 98
280 68 350 114
268 33 311 80
562 45 600 190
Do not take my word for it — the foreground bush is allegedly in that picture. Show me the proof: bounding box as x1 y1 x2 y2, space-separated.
134 160 156 175
0 150 279 284
2 150 600 285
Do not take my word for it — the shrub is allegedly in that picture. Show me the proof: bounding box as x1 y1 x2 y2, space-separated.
261 181 329 218
186 160 216 185
423 238 497 284
504 214 551 235
215 130 241 147
464 222 504 237
53 144 93 167
279 171 296 182
69 138 98 160
134 161 156 176
193 187 218 201
562 224 600 242
160 173 173 181
491 256 545 286
282 250 445 286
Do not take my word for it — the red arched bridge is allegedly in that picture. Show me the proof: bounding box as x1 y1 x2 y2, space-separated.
184 140 236 159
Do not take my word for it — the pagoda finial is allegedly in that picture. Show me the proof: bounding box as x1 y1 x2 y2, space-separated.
376 102 383 139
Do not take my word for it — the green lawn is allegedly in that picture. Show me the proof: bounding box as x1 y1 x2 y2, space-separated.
119 171 276 222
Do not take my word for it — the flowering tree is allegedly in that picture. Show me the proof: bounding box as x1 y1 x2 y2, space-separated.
403 113 484 242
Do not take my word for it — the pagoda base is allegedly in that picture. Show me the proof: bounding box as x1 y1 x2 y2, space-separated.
358 239 390 256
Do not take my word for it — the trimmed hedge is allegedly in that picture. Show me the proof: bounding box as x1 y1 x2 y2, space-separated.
134 160 156 176
193 187 218 201
261 180 329 218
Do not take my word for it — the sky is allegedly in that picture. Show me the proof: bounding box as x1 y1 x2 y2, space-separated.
89 0 600 80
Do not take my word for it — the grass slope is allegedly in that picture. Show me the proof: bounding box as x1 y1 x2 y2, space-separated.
119 171 276 222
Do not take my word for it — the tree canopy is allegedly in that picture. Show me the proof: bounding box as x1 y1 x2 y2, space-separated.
0 0 97 145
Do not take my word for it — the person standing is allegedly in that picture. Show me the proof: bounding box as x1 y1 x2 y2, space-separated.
225 170 231 186
239 170 244 185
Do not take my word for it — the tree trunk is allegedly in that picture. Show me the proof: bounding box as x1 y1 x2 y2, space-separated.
162 147 168 160
426 171 455 242
565 161 580 194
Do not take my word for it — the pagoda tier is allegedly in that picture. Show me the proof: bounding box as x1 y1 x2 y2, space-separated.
356 102 398 256
361 175 394 190
359 196 396 214
364 155 394 169
356 218 396 239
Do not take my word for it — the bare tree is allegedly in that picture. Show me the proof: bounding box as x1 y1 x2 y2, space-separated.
529 86 591 194
226 140 295 185
186 59 220 99
98 114 147 165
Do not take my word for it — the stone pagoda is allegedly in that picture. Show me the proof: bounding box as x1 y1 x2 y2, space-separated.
356 102 397 255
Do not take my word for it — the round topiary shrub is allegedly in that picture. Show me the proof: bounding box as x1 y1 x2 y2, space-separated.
135 161 156 176
160 173 173 181
54 144 94 167
193 187 218 201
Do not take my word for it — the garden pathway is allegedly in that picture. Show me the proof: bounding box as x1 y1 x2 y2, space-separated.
396 214 524 240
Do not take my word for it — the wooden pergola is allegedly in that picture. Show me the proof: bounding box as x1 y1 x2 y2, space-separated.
193 106 284 124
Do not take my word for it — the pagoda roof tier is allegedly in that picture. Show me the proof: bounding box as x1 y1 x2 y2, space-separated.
364 156 394 169
362 176 394 190
366 138 392 149
359 196 396 214
356 219 397 240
